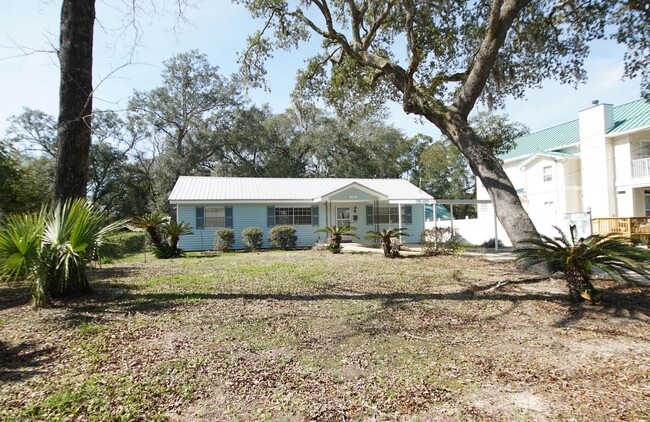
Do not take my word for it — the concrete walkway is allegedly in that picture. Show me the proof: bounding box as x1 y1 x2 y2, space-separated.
341 243 517 262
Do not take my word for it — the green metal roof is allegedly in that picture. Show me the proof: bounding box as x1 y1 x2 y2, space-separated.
500 98 650 161
609 98 650 134
500 119 579 161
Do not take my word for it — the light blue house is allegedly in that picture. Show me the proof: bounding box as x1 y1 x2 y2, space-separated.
169 177 434 251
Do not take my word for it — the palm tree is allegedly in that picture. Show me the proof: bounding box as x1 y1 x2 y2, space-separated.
161 220 193 251
515 225 650 303
365 227 410 257
315 225 358 253
129 211 169 248
0 199 126 307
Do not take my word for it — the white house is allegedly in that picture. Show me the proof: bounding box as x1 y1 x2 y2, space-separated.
476 98 650 241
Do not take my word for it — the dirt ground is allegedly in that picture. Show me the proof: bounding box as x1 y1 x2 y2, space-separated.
1 251 649 420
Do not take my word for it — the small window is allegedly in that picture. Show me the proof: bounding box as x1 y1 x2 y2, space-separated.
274 207 312 225
543 166 553 182
640 140 650 159
544 201 554 207
645 193 650 217
205 207 225 228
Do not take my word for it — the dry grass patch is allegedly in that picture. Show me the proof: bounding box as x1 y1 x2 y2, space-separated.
1 251 649 420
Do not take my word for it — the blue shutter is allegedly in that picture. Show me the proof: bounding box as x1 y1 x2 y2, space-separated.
311 206 319 226
196 207 204 229
366 205 373 225
225 206 233 228
267 206 275 227
402 205 412 224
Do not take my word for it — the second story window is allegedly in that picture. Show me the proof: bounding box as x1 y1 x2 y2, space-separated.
543 165 553 182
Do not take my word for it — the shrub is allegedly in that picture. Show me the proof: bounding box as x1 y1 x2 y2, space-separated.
215 228 235 252
481 237 505 249
421 227 465 256
242 226 264 251
103 230 147 261
153 244 185 259
268 225 297 250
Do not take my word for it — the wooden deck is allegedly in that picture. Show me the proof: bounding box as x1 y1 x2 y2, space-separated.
592 217 650 244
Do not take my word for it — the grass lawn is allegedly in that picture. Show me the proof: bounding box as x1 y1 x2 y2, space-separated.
1 250 649 420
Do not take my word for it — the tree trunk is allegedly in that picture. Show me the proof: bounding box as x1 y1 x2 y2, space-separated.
434 112 538 248
54 0 96 203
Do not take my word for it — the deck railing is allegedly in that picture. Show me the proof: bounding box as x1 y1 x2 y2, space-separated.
592 217 650 236
631 158 650 178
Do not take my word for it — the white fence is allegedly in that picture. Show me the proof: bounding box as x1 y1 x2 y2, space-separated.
426 209 592 248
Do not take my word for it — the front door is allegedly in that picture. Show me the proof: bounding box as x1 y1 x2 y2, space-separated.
336 206 352 241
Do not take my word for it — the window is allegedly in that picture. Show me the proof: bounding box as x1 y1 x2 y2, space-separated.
196 206 232 229
645 191 650 217
366 205 412 225
274 207 312 225
543 166 553 182
205 207 225 227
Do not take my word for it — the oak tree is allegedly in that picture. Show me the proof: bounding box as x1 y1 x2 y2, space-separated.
237 0 649 246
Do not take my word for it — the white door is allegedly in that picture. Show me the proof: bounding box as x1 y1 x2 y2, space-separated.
336 206 352 241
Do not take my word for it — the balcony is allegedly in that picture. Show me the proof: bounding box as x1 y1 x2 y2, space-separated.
632 158 650 178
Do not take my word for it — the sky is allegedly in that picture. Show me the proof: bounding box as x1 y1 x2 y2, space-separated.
0 0 645 141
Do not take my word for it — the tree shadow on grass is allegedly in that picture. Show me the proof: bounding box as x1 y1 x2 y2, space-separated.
0 340 53 383
0 283 32 311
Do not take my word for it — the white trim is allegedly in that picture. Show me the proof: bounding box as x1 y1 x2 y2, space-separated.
317 181 389 201
606 124 650 139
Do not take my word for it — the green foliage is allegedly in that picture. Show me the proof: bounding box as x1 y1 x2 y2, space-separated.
242 227 264 251
0 199 126 306
268 225 297 250
215 228 235 252
128 50 241 212
366 227 410 257
129 211 169 248
130 213 191 259
153 244 185 259
515 225 650 303
421 227 465 256
0 141 51 215
315 225 358 254
105 231 147 257
161 220 193 251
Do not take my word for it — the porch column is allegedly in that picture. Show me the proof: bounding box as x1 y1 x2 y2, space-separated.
398 203 403 241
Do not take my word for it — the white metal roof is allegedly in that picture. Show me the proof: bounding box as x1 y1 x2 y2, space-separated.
169 176 434 203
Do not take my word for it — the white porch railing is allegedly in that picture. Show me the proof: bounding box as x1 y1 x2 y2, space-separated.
632 157 650 178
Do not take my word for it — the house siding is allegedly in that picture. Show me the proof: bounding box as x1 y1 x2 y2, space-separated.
177 202 426 251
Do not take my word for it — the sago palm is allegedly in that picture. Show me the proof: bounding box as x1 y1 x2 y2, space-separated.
516 225 650 303
129 211 169 248
161 220 193 251
0 199 126 307
315 224 358 253
365 227 410 257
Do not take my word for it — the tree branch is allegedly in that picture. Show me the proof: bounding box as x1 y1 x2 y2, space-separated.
454 0 533 117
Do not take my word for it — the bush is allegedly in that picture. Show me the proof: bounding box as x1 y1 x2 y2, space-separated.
481 237 504 249
215 228 235 252
105 230 147 258
268 225 297 250
153 244 185 259
242 226 264 251
421 227 464 256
